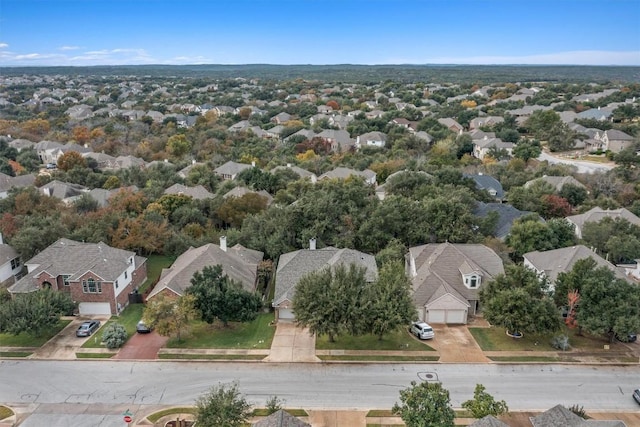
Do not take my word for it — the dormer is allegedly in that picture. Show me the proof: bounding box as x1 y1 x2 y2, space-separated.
459 260 482 289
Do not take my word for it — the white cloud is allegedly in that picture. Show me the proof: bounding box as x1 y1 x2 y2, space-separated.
0 43 8 49
58 45 80 51
0 46 158 65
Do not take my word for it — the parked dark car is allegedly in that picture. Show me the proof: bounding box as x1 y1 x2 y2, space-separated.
76 320 100 337
633 388 640 405
616 332 637 343
136 320 152 334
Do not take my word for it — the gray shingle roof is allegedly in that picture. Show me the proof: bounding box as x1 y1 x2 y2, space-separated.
164 183 214 200
465 174 505 200
474 202 540 240
9 238 140 293
214 161 252 177
524 175 585 191
567 207 640 232
530 404 626 427
409 243 504 307
147 242 264 298
0 244 18 265
273 247 378 306
469 415 510 427
523 245 629 284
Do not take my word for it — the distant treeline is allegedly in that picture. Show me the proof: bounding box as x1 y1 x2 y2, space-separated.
1 64 639 84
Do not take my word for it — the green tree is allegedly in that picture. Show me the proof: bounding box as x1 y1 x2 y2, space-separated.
558 183 588 207
480 265 561 336
0 289 75 337
15 148 41 172
292 263 368 342
101 323 127 349
367 262 416 340
392 381 455 427
195 382 252 427
166 134 192 158
142 294 198 342
56 150 87 172
512 138 542 162
461 384 509 419
187 265 262 327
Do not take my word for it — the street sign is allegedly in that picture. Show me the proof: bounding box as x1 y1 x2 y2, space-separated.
123 415 132 423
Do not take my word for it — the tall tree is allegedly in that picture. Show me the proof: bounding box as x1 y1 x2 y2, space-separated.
187 265 262 327
462 384 509 419
392 381 455 427
292 263 368 342
142 294 198 342
480 265 561 336
0 289 75 337
195 382 252 427
56 151 87 172
367 261 416 340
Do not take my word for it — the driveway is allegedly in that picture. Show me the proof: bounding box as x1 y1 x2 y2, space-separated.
265 321 319 362
428 324 489 363
30 317 107 360
537 151 615 174
113 330 168 360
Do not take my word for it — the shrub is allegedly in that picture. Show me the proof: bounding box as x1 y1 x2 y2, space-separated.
265 395 285 415
568 404 589 419
551 334 571 351
101 323 128 349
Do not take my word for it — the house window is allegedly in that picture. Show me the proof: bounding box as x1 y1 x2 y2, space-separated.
469 276 478 288
115 280 119 289
82 278 102 294
124 271 128 279
10 257 20 270
63 275 71 286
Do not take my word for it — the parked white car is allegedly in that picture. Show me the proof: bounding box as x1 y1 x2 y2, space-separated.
410 321 434 340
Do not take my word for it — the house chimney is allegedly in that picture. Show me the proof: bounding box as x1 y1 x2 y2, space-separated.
220 236 227 252
287 163 292 168
251 161 256 167
309 238 316 250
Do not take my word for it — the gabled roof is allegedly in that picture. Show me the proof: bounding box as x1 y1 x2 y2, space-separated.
271 164 316 180
274 247 378 306
223 186 273 205
530 404 626 427
318 167 376 182
524 175 585 191
409 242 504 307
465 174 505 200
566 207 640 231
9 238 140 293
147 242 263 298
39 180 87 200
252 409 311 427
474 202 540 240
164 183 214 200
214 160 252 177
0 243 18 265
523 245 628 283
468 415 510 427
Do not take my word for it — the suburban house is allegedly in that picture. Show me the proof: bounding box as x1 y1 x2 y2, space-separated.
223 186 274 205
523 245 629 287
8 238 147 315
437 117 464 134
316 129 355 152
252 409 310 427
472 137 514 160
0 235 22 287
272 240 378 321
529 404 626 427
164 183 214 200
473 202 540 240
407 242 504 324
524 175 586 192
318 167 377 186
565 207 640 239
593 129 634 153
469 116 504 130
355 131 387 148
465 173 505 201
213 160 253 180
375 169 433 200
146 237 264 299
271 163 317 183
39 180 87 203
0 173 36 199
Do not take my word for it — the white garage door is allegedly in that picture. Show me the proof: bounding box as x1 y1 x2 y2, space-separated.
79 302 112 316
427 309 445 323
446 310 467 324
278 308 295 321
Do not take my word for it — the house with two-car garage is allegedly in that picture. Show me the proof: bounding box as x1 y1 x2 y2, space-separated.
406 242 504 324
8 238 147 315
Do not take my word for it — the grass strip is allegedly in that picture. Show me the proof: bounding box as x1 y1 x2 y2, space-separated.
75 352 115 359
158 353 265 360
146 407 197 423
0 351 31 358
318 355 439 362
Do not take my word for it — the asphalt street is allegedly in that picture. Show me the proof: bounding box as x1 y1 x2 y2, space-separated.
1 360 638 426
537 151 615 174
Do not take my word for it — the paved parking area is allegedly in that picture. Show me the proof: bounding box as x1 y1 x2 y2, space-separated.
265 321 319 362
30 317 108 360
113 330 168 360
428 324 489 363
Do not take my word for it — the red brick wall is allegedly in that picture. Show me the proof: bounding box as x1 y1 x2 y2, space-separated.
69 271 116 312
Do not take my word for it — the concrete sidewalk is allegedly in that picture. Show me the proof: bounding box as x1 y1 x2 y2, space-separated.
265 321 319 362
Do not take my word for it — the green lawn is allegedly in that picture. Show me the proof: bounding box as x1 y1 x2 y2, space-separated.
0 319 71 347
158 353 266 360
316 329 435 351
469 326 623 352
81 303 144 348
166 312 276 349
318 355 439 362
138 254 176 294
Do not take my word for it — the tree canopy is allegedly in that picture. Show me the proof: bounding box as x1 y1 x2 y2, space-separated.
392 381 455 427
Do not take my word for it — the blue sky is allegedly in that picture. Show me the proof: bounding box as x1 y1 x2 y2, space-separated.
1 0 639 66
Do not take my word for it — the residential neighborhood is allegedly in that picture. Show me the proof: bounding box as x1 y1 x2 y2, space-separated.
0 66 639 427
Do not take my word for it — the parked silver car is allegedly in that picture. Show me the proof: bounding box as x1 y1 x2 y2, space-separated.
410 321 435 340
76 320 100 337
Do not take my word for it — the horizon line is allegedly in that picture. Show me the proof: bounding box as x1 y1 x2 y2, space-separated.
2 63 640 68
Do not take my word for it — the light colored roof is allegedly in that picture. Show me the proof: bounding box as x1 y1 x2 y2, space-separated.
524 175 585 191
273 247 378 306
214 160 252 177
468 415 510 427
567 207 640 231
9 238 141 293
147 242 263 298
318 167 376 181
0 244 18 265
530 404 625 427
271 164 316 179
164 183 214 200
223 187 273 204
523 245 628 283
409 243 504 307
